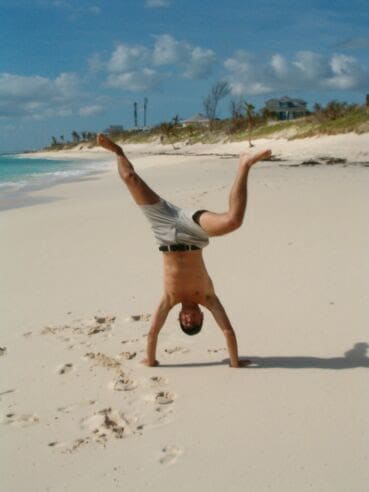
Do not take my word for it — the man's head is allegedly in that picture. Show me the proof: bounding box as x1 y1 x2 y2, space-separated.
179 304 204 336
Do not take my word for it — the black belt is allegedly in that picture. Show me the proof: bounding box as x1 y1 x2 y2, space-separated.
159 244 200 252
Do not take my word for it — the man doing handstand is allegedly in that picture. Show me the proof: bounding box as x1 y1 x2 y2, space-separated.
97 134 271 368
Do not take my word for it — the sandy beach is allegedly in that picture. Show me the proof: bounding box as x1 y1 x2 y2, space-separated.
1 134 369 491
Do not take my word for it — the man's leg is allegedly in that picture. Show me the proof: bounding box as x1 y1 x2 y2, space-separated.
97 134 160 205
198 149 272 236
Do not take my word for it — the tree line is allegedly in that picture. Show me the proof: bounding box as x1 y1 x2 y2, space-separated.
48 81 367 149
50 131 97 147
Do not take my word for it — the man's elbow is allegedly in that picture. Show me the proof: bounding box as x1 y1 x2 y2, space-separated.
223 327 236 338
205 294 220 309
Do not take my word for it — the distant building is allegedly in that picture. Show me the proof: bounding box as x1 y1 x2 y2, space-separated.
181 113 211 127
103 125 124 134
265 96 308 120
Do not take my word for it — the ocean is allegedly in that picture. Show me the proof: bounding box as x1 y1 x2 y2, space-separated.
0 154 108 196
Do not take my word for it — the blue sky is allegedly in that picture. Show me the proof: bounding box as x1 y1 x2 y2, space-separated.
1 0 369 152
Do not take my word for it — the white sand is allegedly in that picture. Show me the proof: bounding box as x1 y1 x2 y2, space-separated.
23 131 369 163
1 134 369 492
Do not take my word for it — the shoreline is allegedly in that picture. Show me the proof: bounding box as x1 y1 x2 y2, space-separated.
0 153 114 212
2 132 369 212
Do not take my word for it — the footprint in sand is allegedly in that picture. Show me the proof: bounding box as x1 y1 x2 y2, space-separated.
3 413 40 427
111 375 138 392
41 314 116 339
87 316 115 335
120 338 140 345
84 352 122 371
57 400 95 414
155 391 175 405
164 346 189 355
0 389 16 397
150 376 168 387
57 363 73 375
207 348 226 354
0 346 7 356
159 445 183 465
126 314 151 322
80 408 138 444
60 437 92 454
94 315 116 324
118 351 137 361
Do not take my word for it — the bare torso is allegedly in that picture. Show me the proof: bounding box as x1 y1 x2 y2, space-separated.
162 250 215 306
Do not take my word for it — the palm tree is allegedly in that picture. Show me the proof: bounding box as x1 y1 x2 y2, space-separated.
133 102 138 128
203 80 230 121
143 97 148 127
71 131 80 143
159 122 178 149
244 102 256 148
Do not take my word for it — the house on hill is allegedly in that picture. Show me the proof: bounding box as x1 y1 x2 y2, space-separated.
181 113 211 127
265 97 308 120
103 125 124 135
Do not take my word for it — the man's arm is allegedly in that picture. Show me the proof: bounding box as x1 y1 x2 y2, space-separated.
205 295 250 368
142 295 173 366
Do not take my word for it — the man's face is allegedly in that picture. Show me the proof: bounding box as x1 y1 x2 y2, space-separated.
179 305 204 328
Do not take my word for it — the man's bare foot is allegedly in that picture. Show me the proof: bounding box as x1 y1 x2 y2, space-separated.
97 133 123 155
141 358 159 367
240 149 272 168
229 359 253 368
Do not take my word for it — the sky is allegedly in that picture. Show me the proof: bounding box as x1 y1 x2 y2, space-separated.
1 0 369 152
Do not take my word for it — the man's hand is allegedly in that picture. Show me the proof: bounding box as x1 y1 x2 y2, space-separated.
205 295 241 367
144 295 172 368
141 358 159 367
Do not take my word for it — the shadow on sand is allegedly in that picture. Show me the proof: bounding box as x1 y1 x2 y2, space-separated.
159 342 369 369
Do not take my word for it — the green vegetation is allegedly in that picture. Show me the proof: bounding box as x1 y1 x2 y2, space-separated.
45 101 369 151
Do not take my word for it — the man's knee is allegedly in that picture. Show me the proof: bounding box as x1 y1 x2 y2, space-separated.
121 170 139 185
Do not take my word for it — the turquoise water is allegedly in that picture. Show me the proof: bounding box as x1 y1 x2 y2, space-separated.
0 154 107 194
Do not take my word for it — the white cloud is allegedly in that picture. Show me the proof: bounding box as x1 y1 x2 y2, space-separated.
324 54 366 90
108 44 150 72
224 51 272 95
153 34 186 66
88 53 104 73
183 46 216 79
0 72 91 119
106 69 162 92
54 72 80 97
145 0 170 7
152 34 216 79
224 50 369 96
271 54 288 78
336 37 369 50
49 1 102 19
101 35 216 93
78 105 104 116
0 73 51 100
293 51 328 81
